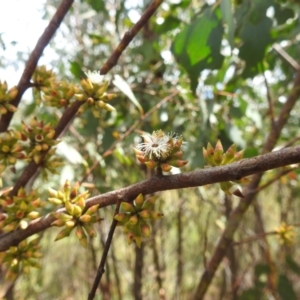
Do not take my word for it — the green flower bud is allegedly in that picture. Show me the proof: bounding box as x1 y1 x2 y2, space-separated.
85 204 99 215
134 193 144 210
161 163 172 172
150 211 164 219
79 214 92 223
54 226 73 241
120 202 136 213
141 222 151 238
128 215 139 225
139 209 151 219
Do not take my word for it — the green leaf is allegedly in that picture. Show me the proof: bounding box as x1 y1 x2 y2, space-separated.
69 61 83 79
86 0 105 12
238 16 273 77
239 288 263 300
286 255 300 276
171 6 224 93
274 2 294 25
154 16 181 34
88 34 110 45
113 74 144 115
277 274 297 300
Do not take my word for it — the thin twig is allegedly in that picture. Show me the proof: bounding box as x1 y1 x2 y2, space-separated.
88 198 121 300
261 63 275 124
100 0 163 74
273 43 300 71
255 166 297 193
1 145 300 252
233 222 300 246
0 0 75 133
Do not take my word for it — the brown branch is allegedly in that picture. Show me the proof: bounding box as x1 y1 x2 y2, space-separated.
255 167 296 193
8 0 164 197
0 0 75 133
88 198 121 300
233 222 300 246
261 63 274 124
0 145 300 252
100 0 163 75
193 71 300 299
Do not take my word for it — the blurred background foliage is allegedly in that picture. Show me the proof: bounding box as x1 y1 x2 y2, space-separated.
1 0 300 299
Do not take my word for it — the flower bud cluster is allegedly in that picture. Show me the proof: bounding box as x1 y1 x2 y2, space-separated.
275 222 296 246
40 148 64 180
49 180 101 248
0 130 26 173
134 130 188 172
114 193 164 248
41 80 76 108
203 140 247 197
75 70 116 117
0 80 18 114
32 65 56 87
21 117 58 164
0 237 42 280
203 140 244 167
0 188 41 232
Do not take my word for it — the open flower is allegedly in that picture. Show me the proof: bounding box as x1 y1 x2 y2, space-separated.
84 70 104 85
136 130 171 159
134 130 188 172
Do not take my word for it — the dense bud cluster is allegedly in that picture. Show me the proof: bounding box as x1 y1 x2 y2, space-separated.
40 148 64 179
21 117 59 164
0 80 18 114
0 188 41 231
32 67 116 113
203 140 244 166
0 130 26 173
275 222 296 246
0 237 42 280
49 180 101 247
203 140 248 197
134 130 188 172
114 193 164 247
32 65 56 87
75 70 116 117
42 80 76 108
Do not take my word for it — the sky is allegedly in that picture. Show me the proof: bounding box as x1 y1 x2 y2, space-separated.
0 0 48 85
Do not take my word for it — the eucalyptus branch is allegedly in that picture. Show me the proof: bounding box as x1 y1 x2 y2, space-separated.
255 167 296 193
233 222 300 246
88 198 121 300
8 0 164 197
1 145 300 252
0 0 74 133
100 0 163 75
193 71 300 299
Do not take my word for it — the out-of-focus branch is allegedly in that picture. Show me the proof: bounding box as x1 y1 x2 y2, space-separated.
0 145 300 252
0 0 75 133
273 43 300 71
193 71 300 299
88 198 121 300
100 0 163 74
8 0 164 197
